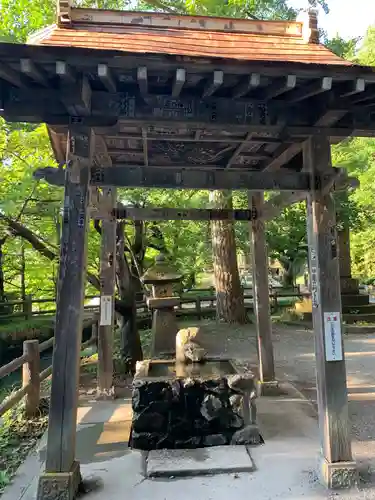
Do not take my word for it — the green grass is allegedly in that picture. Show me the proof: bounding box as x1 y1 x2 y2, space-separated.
0 317 54 342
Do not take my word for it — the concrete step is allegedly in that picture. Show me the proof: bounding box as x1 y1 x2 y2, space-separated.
341 294 369 306
342 303 375 314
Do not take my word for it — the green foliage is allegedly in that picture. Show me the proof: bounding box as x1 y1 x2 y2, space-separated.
266 203 308 286
0 400 49 493
357 26 375 66
324 35 360 59
139 0 329 19
0 0 132 42
0 317 53 340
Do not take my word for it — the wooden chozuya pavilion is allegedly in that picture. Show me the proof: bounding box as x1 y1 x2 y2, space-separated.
1 0 374 497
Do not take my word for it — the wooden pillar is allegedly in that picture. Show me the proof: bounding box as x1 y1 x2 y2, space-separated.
249 192 275 385
37 126 94 500
97 187 117 396
304 136 356 489
23 339 40 417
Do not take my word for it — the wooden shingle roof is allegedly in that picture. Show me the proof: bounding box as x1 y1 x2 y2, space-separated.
28 9 352 67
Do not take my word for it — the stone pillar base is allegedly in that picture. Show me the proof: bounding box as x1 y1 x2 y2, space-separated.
259 380 279 396
37 461 82 500
319 457 358 489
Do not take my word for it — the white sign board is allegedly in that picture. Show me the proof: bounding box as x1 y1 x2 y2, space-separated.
323 312 343 362
100 295 113 326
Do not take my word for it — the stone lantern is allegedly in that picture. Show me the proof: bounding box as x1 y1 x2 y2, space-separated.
142 254 183 357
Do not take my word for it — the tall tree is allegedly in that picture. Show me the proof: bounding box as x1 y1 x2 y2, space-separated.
137 0 307 322
210 191 246 323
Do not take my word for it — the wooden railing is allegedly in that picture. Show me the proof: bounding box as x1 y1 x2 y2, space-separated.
0 287 308 324
133 287 309 324
0 324 98 418
0 295 100 320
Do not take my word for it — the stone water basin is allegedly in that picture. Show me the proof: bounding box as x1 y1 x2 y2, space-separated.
129 358 261 451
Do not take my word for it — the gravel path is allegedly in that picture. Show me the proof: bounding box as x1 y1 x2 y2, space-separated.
183 320 375 476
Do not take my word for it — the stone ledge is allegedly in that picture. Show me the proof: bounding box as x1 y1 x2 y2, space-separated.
146 445 254 477
37 461 82 500
320 457 358 489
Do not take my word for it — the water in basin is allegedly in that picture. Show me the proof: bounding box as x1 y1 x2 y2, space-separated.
148 359 235 378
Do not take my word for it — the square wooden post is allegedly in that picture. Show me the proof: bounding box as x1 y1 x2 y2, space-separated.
304 136 356 489
37 126 94 500
249 192 275 386
97 186 117 397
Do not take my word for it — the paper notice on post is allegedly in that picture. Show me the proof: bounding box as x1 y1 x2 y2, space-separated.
100 295 112 326
323 312 343 362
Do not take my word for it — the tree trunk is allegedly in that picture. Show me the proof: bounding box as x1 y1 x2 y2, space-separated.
116 221 143 374
0 238 5 303
20 244 26 301
210 191 246 323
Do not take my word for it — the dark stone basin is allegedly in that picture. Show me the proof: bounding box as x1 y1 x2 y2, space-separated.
129 358 260 451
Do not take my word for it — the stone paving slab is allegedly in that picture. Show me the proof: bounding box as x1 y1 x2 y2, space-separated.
146 446 254 477
77 399 132 424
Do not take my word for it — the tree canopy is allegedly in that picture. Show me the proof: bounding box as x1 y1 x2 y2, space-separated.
1 0 375 305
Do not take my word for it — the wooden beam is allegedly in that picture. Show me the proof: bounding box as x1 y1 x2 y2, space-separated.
56 61 76 84
20 59 48 86
314 109 348 127
250 191 275 383
105 206 257 221
90 165 311 191
202 70 224 98
232 73 260 99
137 66 148 97
108 133 284 144
261 191 306 220
172 68 186 98
5 87 375 132
98 186 116 396
261 74 296 100
350 85 375 105
225 132 253 168
262 142 303 172
106 149 143 156
338 78 365 98
261 168 358 220
45 127 94 474
61 76 91 116
0 63 25 88
142 127 149 166
286 77 333 103
98 64 117 93
70 8 304 37
304 136 354 486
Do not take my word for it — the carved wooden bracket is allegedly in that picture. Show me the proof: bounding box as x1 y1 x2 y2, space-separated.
57 0 72 26
297 8 319 44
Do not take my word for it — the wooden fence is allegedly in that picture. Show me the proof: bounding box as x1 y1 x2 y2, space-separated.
0 286 306 322
0 295 99 320
0 286 309 416
0 324 98 418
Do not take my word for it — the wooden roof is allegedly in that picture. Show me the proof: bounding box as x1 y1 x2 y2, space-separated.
29 10 351 67
1 7 375 177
